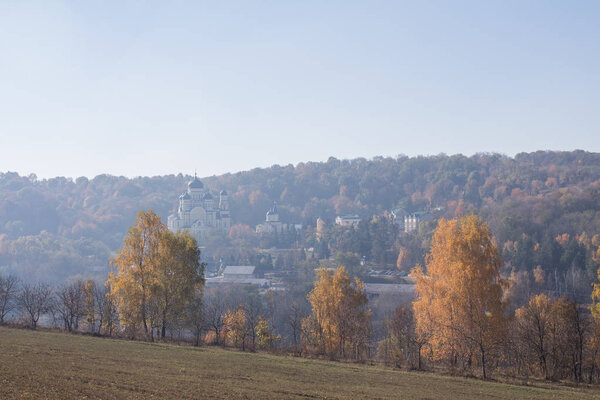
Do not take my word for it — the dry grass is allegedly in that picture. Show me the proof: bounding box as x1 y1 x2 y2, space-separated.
0 326 598 399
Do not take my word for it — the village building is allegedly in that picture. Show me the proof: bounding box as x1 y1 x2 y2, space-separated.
390 208 408 230
335 214 361 227
256 202 302 234
205 265 271 288
404 211 431 233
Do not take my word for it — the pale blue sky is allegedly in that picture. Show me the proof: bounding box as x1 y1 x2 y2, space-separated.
1 1 599 179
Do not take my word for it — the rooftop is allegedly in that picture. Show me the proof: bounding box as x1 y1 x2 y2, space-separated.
188 174 204 189
223 265 256 276
337 215 361 220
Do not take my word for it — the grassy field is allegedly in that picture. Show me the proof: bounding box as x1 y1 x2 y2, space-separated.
0 327 598 399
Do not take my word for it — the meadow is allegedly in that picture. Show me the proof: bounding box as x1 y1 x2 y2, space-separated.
0 327 598 399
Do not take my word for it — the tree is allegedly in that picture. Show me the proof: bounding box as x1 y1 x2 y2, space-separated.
223 308 247 350
287 300 308 355
204 287 226 345
517 294 588 381
515 294 553 379
107 210 165 338
107 210 204 340
377 305 420 369
55 280 84 332
255 315 281 350
82 280 97 332
0 274 19 324
18 283 53 329
303 266 371 360
186 290 204 346
412 215 507 379
549 297 586 382
152 230 204 339
592 250 600 317
243 292 263 351
92 281 112 335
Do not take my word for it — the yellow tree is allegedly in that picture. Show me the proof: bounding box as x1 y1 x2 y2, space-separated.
590 252 600 378
152 230 203 339
412 215 507 379
107 210 165 338
255 315 281 350
304 266 371 360
223 308 247 350
515 293 553 378
592 247 600 317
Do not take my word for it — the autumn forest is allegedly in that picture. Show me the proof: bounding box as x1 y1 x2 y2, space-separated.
2 150 600 385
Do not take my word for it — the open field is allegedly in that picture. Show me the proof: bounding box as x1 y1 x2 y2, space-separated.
0 327 598 399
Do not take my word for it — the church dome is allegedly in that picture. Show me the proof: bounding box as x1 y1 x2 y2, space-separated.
188 175 204 189
220 190 228 196
203 192 213 200
266 202 278 215
180 192 191 200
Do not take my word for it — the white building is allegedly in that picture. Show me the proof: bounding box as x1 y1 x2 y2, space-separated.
390 208 408 230
167 174 231 242
335 215 361 227
205 265 271 288
404 211 430 233
256 202 302 234
223 265 256 279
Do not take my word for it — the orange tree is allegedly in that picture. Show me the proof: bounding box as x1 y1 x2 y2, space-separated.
412 215 507 379
303 266 371 360
107 210 203 340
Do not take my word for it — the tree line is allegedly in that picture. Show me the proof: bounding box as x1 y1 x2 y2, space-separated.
378 215 600 383
3 211 600 384
2 150 600 285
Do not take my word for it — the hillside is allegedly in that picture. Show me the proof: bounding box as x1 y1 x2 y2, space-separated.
0 327 597 400
1 150 600 285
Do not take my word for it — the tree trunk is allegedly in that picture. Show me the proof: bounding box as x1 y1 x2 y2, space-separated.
480 345 487 380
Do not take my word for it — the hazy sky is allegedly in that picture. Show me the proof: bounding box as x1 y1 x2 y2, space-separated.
1 1 599 179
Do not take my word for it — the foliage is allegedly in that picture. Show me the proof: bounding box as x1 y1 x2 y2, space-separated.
255 315 281 350
223 308 247 350
412 215 507 378
303 266 371 360
107 210 204 339
1 151 600 289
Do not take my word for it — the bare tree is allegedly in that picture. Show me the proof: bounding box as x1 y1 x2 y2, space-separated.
186 290 204 346
244 293 263 351
0 274 19 324
93 283 109 335
287 301 308 355
18 283 54 329
102 290 118 336
55 281 84 332
204 287 226 344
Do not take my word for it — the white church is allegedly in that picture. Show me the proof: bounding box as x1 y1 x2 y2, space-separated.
167 174 231 242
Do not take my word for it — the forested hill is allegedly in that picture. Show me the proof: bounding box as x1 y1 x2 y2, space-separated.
1 150 600 283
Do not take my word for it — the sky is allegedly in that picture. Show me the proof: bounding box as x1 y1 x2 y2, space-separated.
0 1 599 179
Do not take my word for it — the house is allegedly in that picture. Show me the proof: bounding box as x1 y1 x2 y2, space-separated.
223 265 256 279
205 265 271 288
390 208 408 230
404 211 431 233
335 215 361 227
